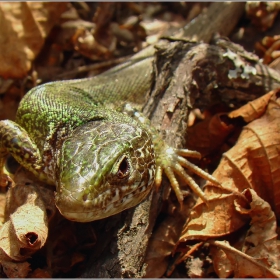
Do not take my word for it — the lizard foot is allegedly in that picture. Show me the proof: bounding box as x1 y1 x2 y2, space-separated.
121 104 220 205
154 146 220 206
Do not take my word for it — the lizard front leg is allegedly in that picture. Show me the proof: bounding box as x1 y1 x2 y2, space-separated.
122 104 220 205
0 120 48 185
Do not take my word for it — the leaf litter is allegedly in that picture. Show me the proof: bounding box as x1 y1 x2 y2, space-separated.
0 2 280 278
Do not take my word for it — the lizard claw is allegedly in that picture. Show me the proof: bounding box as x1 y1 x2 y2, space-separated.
121 103 220 205
154 146 220 206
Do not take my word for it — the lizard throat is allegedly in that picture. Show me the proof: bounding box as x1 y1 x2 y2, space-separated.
54 175 154 222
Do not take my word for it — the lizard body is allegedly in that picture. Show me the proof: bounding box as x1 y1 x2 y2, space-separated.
0 46 219 222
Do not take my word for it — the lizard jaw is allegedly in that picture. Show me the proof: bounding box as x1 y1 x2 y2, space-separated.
54 179 153 222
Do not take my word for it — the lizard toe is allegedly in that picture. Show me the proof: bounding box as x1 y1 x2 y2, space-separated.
156 146 220 204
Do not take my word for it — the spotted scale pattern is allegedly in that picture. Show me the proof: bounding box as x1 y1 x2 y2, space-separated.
0 50 220 222
55 121 156 222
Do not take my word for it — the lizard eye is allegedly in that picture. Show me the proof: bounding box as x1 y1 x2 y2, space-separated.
116 155 130 178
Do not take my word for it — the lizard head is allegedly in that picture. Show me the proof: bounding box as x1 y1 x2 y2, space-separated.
55 121 156 222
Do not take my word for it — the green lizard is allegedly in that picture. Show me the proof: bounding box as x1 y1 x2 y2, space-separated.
0 46 219 222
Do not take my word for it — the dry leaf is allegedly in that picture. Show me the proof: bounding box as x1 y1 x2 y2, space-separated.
177 88 280 275
228 90 275 122
178 191 250 242
0 169 95 277
187 90 276 158
255 35 280 66
144 216 179 278
240 189 280 271
187 113 235 157
45 218 96 275
0 2 67 78
144 197 195 278
1 260 30 278
210 240 280 278
0 182 54 262
246 2 280 31
180 88 280 243
205 89 280 218
72 28 113 61
0 167 56 270
177 88 280 256
28 268 52 278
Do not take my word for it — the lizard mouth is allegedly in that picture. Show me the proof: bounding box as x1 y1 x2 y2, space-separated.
54 180 153 222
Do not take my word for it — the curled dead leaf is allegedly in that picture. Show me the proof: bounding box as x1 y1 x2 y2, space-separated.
0 182 54 262
207 89 280 219
0 168 96 277
187 89 277 159
0 167 56 268
176 89 280 276
228 90 275 123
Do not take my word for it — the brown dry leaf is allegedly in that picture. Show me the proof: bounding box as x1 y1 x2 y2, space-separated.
187 90 275 158
186 113 235 157
1 260 30 278
0 220 26 262
264 38 280 65
29 268 52 278
178 191 249 242
255 35 280 70
144 197 196 278
0 169 95 276
72 28 113 61
205 89 280 218
6 168 57 221
228 90 275 122
94 3 146 53
59 4 109 61
246 2 280 31
144 217 180 278
179 89 280 243
0 172 55 263
176 89 280 277
210 240 280 278
0 193 6 225
240 189 280 271
0 2 68 78
73 3 144 61
9 188 48 250
269 56 280 72
45 219 96 275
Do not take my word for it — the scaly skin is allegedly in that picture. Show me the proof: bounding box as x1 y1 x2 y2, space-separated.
0 47 219 222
